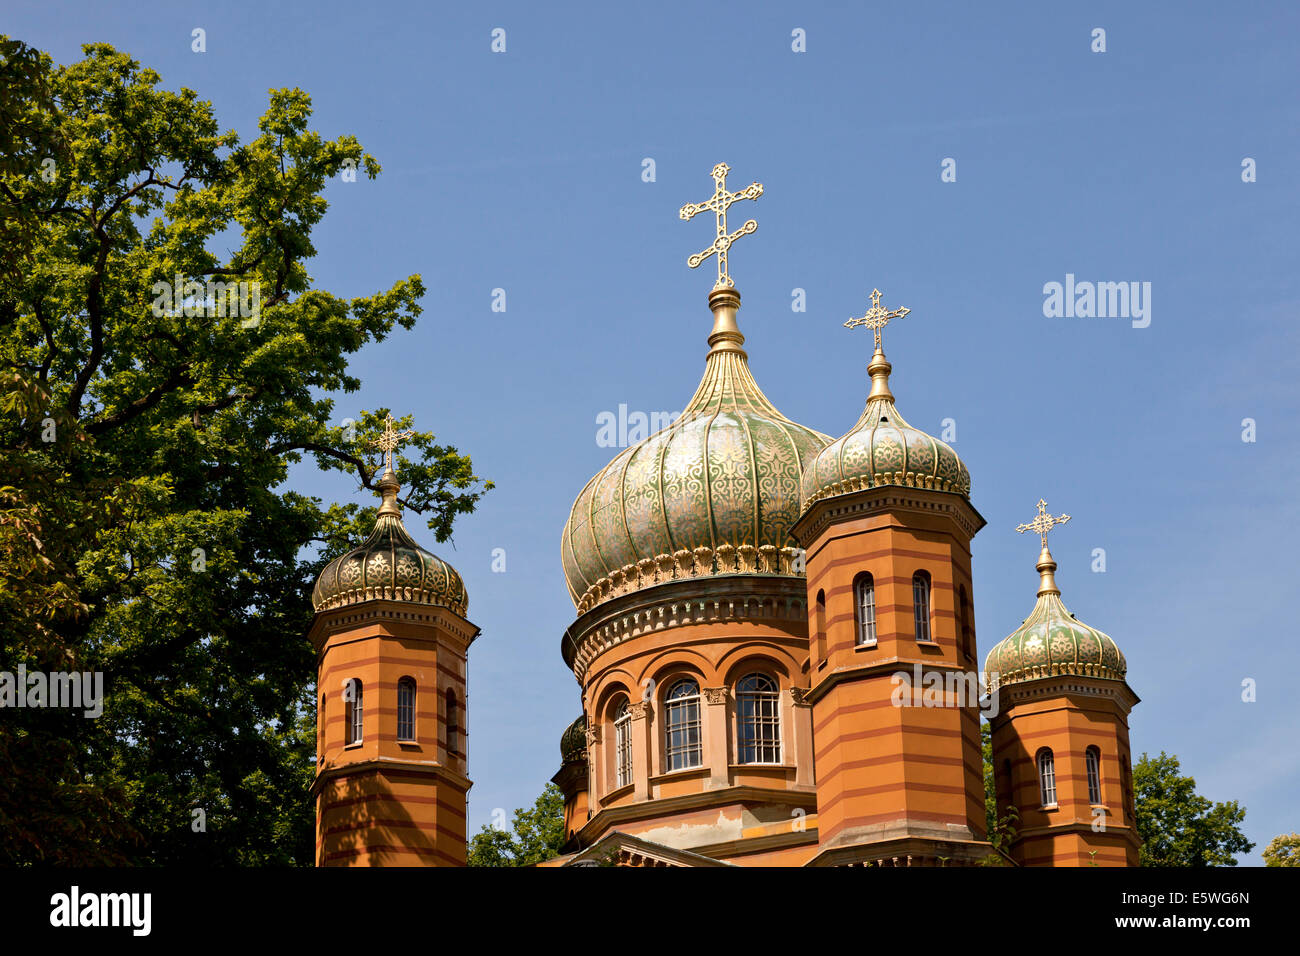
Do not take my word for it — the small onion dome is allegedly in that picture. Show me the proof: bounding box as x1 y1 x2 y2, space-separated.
560 287 831 615
984 546 1126 688
801 347 970 510
312 466 468 616
560 715 587 763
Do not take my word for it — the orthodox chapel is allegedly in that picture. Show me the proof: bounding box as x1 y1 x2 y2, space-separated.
307 163 1143 867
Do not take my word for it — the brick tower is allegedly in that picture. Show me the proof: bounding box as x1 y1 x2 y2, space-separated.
984 501 1140 866
309 418 479 866
790 290 991 867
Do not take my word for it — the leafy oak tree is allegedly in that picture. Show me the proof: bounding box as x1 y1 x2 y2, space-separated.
0 39 490 864
1134 752 1254 867
468 783 567 866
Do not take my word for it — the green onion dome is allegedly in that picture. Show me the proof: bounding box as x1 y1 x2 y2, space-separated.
561 288 831 615
984 546 1126 687
801 345 970 510
312 466 468 617
560 715 587 763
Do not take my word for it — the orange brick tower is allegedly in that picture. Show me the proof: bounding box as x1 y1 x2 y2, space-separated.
790 290 991 867
984 501 1140 867
309 415 479 866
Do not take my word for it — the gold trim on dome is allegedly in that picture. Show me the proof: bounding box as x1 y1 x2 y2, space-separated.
679 162 763 291
574 543 804 615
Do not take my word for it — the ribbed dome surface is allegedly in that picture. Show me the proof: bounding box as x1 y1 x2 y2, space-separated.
802 349 969 509
984 550 1126 688
312 469 468 617
560 716 587 762
561 290 830 614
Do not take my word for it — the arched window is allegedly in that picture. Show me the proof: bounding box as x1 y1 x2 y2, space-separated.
1037 748 1057 807
736 673 781 764
912 572 933 642
664 678 702 771
854 573 877 647
344 679 363 746
815 589 827 662
613 697 632 788
319 693 326 761
445 688 459 754
397 677 416 741
1086 746 1102 804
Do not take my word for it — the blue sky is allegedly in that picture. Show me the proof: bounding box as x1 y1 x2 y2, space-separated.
11 0 1299 862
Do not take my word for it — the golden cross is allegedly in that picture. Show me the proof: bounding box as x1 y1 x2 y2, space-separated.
1015 498 1071 549
370 413 415 471
844 288 911 352
679 162 763 290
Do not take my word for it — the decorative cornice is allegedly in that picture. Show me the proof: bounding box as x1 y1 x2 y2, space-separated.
308 599 480 653
791 484 986 549
561 575 809 681
989 673 1140 715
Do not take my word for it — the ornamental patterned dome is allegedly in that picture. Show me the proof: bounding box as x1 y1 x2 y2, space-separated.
984 548 1126 688
561 288 831 614
560 715 587 763
312 467 468 617
801 347 970 510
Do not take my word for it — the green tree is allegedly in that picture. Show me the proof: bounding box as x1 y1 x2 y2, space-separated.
468 784 567 866
0 39 490 865
1263 832 1300 867
980 722 1018 864
1134 752 1254 867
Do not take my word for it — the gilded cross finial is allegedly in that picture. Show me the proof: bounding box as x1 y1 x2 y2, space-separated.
680 162 763 290
1016 498 1071 549
844 288 911 352
370 413 415 472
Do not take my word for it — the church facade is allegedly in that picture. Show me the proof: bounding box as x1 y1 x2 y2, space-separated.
308 163 1142 867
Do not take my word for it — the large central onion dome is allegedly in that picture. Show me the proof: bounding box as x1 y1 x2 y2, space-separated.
561 287 831 614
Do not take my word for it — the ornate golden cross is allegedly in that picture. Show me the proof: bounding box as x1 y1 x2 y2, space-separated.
370 413 415 471
844 288 911 352
1016 498 1071 549
679 162 763 290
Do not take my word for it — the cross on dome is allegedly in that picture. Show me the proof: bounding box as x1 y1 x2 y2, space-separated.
679 162 763 290
370 413 415 473
844 288 911 353
1016 498 1071 549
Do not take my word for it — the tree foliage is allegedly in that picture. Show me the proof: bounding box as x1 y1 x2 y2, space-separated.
0 38 490 864
1134 752 1254 867
1262 832 1300 867
468 784 567 867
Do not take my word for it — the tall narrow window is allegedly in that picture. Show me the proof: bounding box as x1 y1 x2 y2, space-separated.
445 688 459 754
319 693 326 761
736 673 781 764
1037 748 1057 807
1086 747 1103 805
345 679 363 746
664 678 702 771
397 677 416 741
613 697 632 788
913 572 932 642
815 590 827 662
854 574 877 647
